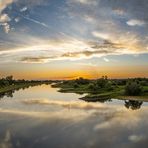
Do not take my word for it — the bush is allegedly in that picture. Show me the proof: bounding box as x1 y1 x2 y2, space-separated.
88 83 98 91
115 79 127 85
105 82 114 91
75 77 89 85
73 83 79 88
96 76 108 88
125 81 142 96
140 80 148 86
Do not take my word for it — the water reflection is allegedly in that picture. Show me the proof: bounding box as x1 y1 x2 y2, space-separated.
0 85 147 111
0 84 45 100
124 100 143 110
0 90 14 99
0 104 148 148
81 96 145 110
0 85 148 148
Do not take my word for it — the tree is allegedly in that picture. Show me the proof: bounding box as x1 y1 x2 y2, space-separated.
88 83 98 91
75 77 89 85
125 81 142 96
6 75 13 81
96 76 108 88
124 100 143 110
6 75 14 85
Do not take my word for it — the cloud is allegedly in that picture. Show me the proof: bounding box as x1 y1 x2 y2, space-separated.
1 23 10 33
0 0 16 33
20 6 28 12
0 0 148 63
0 14 11 23
66 0 148 53
22 16 50 29
14 17 20 22
83 15 96 24
92 31 110 40
0 130 13 148
69 0 98 5
94 109 141 131
127 19 146 26
61 50 114 58
16 0 49 7
19 48 115 63
0 13 11 33
103 57 109 62
16 39 138 64
0 36 147 64
0 0 49 33
0 0 15 13
22 99 107 110
20 56 54 63
112 8 126 16
128 135 146 143
77 62 97 67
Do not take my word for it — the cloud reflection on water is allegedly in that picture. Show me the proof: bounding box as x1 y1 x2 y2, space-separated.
22 98 109 110
0 84 148 148
0 100 148 148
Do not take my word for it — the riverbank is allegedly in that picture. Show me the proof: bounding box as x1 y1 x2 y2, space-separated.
52 79 148 102
0 82 51 94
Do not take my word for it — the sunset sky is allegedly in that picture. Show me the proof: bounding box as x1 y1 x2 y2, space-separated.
0 0 148 79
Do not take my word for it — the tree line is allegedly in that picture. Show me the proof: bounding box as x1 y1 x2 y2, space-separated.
61 76 148 96
0 75 52 88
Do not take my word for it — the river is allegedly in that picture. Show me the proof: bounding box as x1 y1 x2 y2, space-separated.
0 84 148 148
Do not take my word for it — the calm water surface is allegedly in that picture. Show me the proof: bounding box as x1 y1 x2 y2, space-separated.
0 84 148 148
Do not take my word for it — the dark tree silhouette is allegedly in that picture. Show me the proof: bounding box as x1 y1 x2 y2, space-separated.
124 100 143 110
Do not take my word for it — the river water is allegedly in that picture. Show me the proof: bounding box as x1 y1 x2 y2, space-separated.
0 84 148 148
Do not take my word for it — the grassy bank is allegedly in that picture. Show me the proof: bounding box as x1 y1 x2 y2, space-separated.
52 77 148 102
0 82 44 94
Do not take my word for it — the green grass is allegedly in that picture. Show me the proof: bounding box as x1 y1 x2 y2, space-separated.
52 82 148 101
52 83 92 94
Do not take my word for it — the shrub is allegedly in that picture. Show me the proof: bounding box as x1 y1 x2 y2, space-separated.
105 82 114 91
140 80 148 86
88 83 98 91
96 76 108 88
73 83 79 88
75 77 89 85
125 81 142 96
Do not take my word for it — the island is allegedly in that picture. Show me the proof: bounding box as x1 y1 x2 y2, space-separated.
52 76 148 102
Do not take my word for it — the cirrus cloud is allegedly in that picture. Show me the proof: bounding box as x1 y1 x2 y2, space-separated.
127 19 146 26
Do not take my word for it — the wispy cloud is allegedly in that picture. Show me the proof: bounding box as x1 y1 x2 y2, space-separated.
22 16 50 29
128 135 146 143
103 57 109 62
0 36 147 64
20 6 28 12
0 0 148 65
69 0 98 5
22 98 108 110
127 19 146 26
92 31 110 40
20 56 54 63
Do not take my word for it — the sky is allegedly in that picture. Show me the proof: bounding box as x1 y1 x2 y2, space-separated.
0 0 148 80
